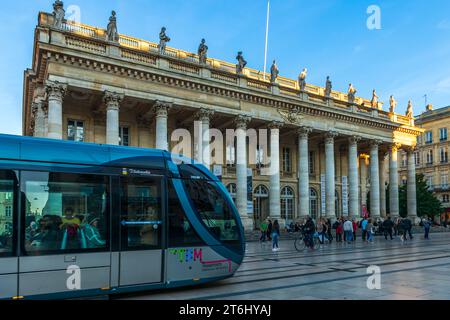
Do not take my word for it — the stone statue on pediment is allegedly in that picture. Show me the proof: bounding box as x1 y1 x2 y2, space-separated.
107 11 119 42
236 51 247 75
371 89 379 109
198 39 208 64
389 95 397 113
325 76 332 97
348 83 357 104
159 27 171 54
406 100 414 118
52 0 65 29
270 60 279 83
298 68 307 91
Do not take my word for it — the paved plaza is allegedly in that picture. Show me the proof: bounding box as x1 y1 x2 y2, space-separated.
121 232 450 300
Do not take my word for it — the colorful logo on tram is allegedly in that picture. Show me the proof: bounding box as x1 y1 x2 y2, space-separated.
170 248 203 263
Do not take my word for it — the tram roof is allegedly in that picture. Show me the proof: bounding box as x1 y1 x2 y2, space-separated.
0 134 167 168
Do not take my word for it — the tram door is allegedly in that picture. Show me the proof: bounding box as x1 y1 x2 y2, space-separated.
119 176 164 286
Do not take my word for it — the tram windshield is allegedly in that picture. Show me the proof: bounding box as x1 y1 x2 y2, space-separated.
0 172 15 255
182 178 240 247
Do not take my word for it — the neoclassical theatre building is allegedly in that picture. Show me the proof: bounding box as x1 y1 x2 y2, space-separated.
23 6 423 230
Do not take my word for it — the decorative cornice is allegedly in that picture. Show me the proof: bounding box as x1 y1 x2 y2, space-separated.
36 49 424 137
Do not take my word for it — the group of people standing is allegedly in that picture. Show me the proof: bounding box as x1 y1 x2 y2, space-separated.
259 214 436 252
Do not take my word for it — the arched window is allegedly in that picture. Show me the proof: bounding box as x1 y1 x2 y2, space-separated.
310 188 318 219
253 185 269 227
226 183 237 203
281 187 295 221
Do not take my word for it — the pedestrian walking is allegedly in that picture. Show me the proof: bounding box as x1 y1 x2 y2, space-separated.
352 218 357 242
423 216 432 240
267 220 273 241
260 220 268 242
326 219 333 243
367 219 375 242
383 216 394 240
272 220 280 252
404 218 413 240
343 218 353 243
361 217 368 241
336 220 343 243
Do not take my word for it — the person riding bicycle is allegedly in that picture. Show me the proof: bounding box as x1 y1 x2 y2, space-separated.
302 217 316 248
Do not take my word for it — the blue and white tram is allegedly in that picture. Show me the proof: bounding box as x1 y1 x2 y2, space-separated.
0 134 245 299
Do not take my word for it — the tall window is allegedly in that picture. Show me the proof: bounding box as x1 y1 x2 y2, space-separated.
309 151 315 174
67 120 84 142
443 195 450 203
226 144 236 167
401 153 408 167
440 148 448 163
425 131 433 144
426 150 434 164
426 175 433 189
425 131 433 143
256 146 266 169
440 128 448 141
281 187 295 221
119 127 130 146
282 148 291 172
441 175 449 189
22 171 109 254
414 151 420 165
310 188 318 219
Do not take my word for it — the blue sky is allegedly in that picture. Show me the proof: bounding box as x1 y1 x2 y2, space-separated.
1 0 450 135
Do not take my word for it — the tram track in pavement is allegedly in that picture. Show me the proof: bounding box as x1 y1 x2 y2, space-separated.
191 259 450 300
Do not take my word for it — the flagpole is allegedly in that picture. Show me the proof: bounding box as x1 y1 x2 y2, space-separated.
263 0 270 80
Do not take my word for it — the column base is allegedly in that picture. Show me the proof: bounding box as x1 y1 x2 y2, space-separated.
240 216 254 232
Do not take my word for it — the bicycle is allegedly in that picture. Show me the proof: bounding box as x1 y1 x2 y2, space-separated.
294 230 321 251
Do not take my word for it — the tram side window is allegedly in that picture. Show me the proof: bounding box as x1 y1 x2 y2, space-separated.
121 177 162 250
168 180 203 247
0 171 17 256
182 179 240 245
22 172 109 255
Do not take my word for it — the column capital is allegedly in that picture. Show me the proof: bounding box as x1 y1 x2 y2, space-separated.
195 108 215 122
348 135 361 145
235 115 251 130
45 80 67 101
103 91 124 111
154 100 172 117
389 143 402 153
268 121 284 130
325 131 338 144
403 145 417 154
297 126 313 138
369 139 383 149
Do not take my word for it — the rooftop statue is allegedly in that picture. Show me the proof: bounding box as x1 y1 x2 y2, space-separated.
325 76 332 97
371 89 379 109
406 100 414 118
107 11 119 42
389 95 397 113
236 51 247 75
270 60 279 84
52 0 65 29
159 27 171 54
348 83 357 104
198 39 208 64
298 68 307 91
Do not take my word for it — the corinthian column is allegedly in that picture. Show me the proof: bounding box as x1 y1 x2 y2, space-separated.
104 91 124 145
325 131 338 219
389 143 401 218
298 127 312 219
235 115 252 230
269 121 284 223
196 108 215 168
154 101 171 151
32 102 47 138
406 147 418 221
369 140 381 218
45 81 67 140
379 151 387 218
348 136 360 218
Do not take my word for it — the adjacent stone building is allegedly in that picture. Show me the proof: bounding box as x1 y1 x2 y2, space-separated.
22 8 423 229
398 105 450 221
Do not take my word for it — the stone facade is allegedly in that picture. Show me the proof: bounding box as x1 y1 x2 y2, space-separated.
23 12 423 230
398 105 450 221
